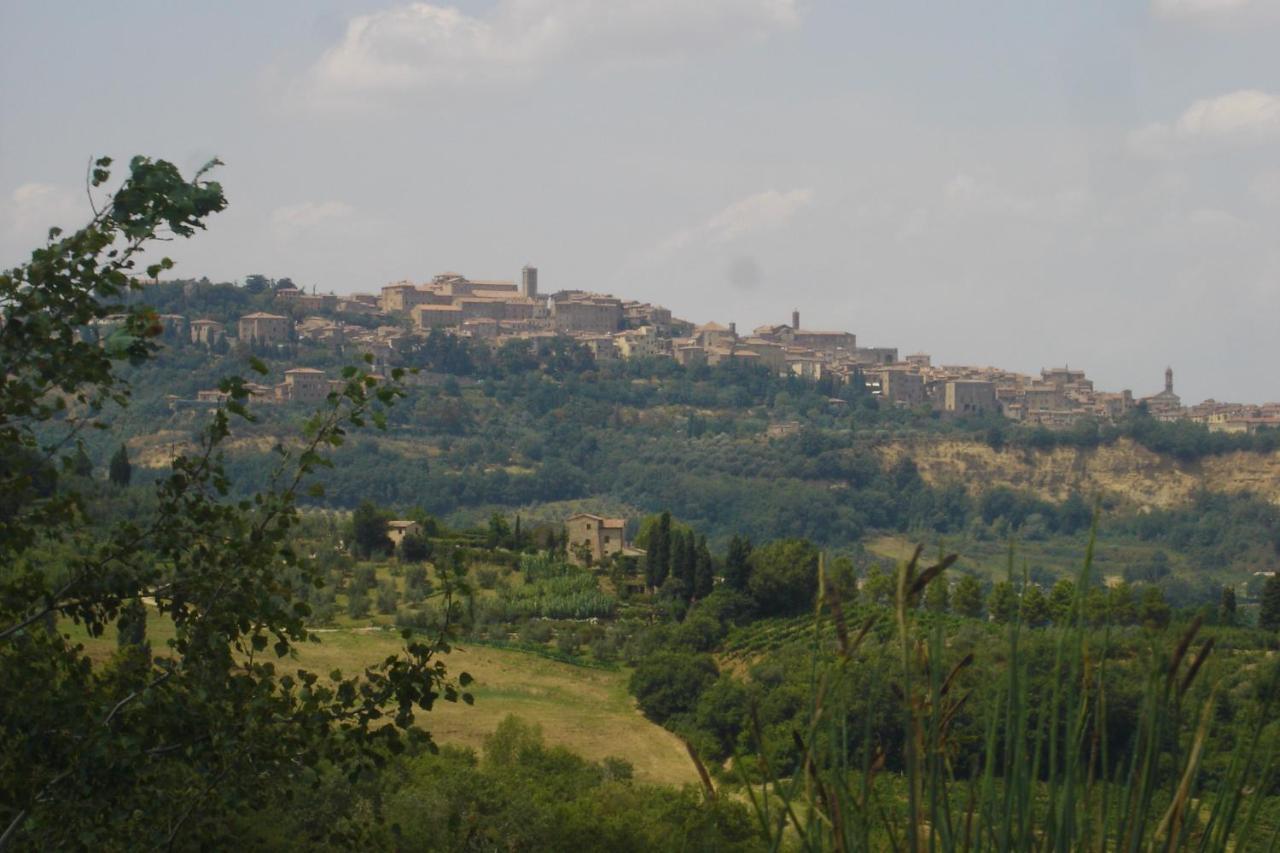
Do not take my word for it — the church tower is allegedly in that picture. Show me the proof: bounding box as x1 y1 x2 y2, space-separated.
1165 366 1173 394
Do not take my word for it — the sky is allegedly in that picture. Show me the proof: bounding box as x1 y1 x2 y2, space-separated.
2 0 1278 404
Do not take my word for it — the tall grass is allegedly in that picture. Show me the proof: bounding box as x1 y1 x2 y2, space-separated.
733 528 1280 851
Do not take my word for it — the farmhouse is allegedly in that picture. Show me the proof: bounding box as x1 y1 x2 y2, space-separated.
565 513 629 565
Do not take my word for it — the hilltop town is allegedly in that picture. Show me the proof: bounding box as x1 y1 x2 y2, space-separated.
100 268 1279 433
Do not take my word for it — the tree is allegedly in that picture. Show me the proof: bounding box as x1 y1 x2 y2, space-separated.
693 535 714 600
1220 585 1238 627
0 156 470 848
351 500 391 557
827 556 859 608
486 512 511 549
629 652 718 724
1048 579 1076 625
376 581 399 615
399 531 431 564
863 563 896 607
671 529 695 592
242 273 271 294
952 574 984 619
1108 581 1138 626
924 575 950 614
1260 574 1280 631
115 598 147 649
1139 585 1171 630
747 539 820 616
108 443 132 486
988 581 1018 624
1020 584 1051 627
644 511 672 591
723 534 752 591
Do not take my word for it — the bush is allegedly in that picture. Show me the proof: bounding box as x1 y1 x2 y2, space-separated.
629 651 719 724
402 564 431 602
556 629 580 657
346 590 370 619
351 565 377 594
747 539 820 616
522 620 554 644
376 581 398 615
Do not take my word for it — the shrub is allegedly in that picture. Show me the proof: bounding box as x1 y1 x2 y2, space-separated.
629 651 719 724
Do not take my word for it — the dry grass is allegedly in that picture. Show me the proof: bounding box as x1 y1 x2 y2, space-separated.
66 612 697 787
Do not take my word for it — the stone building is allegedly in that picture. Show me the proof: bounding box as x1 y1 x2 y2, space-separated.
275 367 330 403
614 326 669 360
386 520 422 548
565 513 628 565
942 380 998 416
551 293 623 333
1142 367 1183 418
878 367 926 406
189 318 225 345
412 304 464 329
238 312 290 345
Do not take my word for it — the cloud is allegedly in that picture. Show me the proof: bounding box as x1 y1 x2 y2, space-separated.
269 200 354 239
658 188 814 254
1177 89 1280 138
1153 0 1252 18
1251 168 1280 205
1151 0 1280 23
311 0 801 96
1129 89 1280 157
1 183 88 261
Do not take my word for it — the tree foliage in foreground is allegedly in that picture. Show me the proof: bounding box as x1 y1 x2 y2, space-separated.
0 157 470 849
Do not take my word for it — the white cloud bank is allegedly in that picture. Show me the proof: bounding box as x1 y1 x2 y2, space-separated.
0 183 87 259
311 0 801 94
658 188 814 255
269 200 354 239
1151 0 1280 23
1129 89 1280 157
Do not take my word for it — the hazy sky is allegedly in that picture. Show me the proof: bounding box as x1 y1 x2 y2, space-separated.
2 1 1278 403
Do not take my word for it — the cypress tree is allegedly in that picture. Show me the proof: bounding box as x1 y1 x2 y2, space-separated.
693 535 714 600
645 512 673 590
724 534 752 591
1260 574 1280 631
672 530 695 591
1220 585 1237 626
108 443 132 486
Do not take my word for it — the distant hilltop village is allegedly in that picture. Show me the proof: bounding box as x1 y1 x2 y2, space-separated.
108 268 1278 433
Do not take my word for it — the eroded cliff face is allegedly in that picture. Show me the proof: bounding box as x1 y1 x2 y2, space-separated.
876 438 1280 508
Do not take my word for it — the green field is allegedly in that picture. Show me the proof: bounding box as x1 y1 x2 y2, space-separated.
66 610 697 787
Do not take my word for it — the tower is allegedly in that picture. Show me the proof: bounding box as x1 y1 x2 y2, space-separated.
1165 366 1173 394
791 309 800 331
522 265 538 299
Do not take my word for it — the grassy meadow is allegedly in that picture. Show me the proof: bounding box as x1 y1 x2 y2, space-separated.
64 608 697 787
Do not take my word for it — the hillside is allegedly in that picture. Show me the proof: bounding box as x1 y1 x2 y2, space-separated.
877 436 1280 508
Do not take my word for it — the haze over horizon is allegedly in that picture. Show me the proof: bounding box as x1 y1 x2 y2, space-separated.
2 0 1278 403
